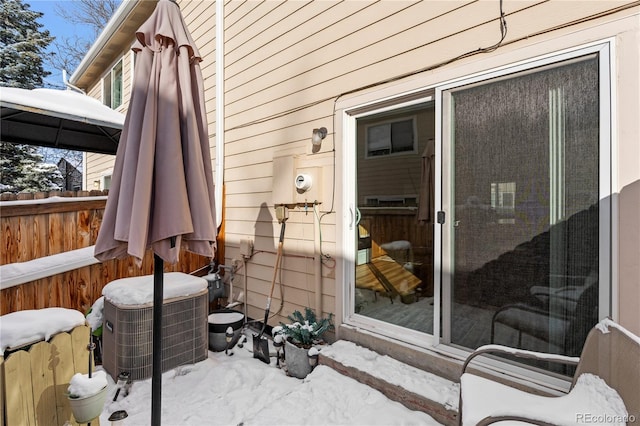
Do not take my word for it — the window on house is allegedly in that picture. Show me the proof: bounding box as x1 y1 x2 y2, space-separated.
365 117 416 157
103 59 123 109
101 173 112 190
491 182 516 223
364 196 418 207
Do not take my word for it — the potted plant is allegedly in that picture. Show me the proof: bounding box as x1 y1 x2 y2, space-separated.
273 307 333 379
67 370 108 423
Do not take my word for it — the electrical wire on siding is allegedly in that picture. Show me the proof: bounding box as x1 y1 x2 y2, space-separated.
226 0 508 132
225 0 640 134
223 0 639 270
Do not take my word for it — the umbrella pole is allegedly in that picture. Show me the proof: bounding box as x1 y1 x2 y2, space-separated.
152 253 164 426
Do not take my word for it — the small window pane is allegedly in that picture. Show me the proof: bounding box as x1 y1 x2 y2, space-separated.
103 72 112 107
391 119 414 153
367 124 391 156
112 60 123 109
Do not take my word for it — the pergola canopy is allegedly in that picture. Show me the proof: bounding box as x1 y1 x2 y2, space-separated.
1 87 124 155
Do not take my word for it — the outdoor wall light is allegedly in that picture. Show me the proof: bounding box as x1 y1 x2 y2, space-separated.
311 127 328 148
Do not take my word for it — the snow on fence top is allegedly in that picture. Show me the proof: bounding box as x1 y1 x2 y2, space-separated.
0 307 86 356
0 246 100 290
102 272 207 305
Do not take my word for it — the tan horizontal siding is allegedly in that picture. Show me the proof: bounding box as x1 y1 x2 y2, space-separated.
225 176 273 194
87 84 101 100
187 0 217 170
223 0 628 136
225 162 273 181
225 1 278 40
225 1 413 92
224 2 497 120
223 211 335 241
226 218 315 241
181 0 212 38
224 0 354 78
223 100 335 151
225 1 313 55
85 153 116 190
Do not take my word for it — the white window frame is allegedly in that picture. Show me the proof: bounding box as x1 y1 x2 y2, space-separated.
341 92 435 348
100 168 113 191
103 58 123 110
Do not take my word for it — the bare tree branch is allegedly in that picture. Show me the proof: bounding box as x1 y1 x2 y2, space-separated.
54 0 120 39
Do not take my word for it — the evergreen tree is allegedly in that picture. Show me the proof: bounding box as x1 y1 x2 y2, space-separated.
0 0 54 89
0 142 63 193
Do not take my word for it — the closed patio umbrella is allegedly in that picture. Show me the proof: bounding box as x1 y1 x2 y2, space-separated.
417 138 435 225
94 0 216 423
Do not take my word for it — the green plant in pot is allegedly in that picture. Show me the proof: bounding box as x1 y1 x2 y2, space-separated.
273 307 333 379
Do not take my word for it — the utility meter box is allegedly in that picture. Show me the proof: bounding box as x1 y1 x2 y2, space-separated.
272 153 328 209
294 166 322 204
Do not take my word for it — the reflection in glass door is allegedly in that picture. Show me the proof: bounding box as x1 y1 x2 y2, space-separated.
353 101 435 336
441 53 606 365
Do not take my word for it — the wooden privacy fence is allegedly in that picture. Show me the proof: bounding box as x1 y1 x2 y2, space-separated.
1 191 210 315
359 208 434 296
0 325 95 426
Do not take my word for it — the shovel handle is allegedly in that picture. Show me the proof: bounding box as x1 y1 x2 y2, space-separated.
258 298 271 337
267 220 286 302
259 220 286 337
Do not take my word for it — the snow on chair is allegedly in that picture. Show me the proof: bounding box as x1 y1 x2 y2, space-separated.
458 318 639 425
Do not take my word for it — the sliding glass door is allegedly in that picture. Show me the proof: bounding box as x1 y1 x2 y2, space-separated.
352 99 436 336
344 42 611 374
440 47 610 362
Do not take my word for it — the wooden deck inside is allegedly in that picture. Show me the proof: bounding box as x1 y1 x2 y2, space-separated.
356 255 422 298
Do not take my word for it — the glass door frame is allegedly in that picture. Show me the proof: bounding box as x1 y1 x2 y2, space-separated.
340 90 438 348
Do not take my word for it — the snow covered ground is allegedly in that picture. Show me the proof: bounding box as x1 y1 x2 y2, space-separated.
0 307 444 425
98 331 444 425
2 303 633 425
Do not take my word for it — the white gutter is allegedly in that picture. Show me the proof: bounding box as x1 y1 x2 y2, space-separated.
68 0 140 85
215 0 224 228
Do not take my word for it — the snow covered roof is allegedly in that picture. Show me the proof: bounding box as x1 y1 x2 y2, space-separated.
0 87 124 154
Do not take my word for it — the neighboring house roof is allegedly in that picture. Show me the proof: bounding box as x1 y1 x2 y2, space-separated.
57 158 83 191
69 0 158 90
0 87 124 154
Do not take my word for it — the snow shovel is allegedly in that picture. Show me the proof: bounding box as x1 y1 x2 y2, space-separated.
253 218 286 364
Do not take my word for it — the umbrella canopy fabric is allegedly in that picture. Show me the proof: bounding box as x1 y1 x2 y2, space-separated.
417 138 435 225
0 87 124 154
95 0 216 265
